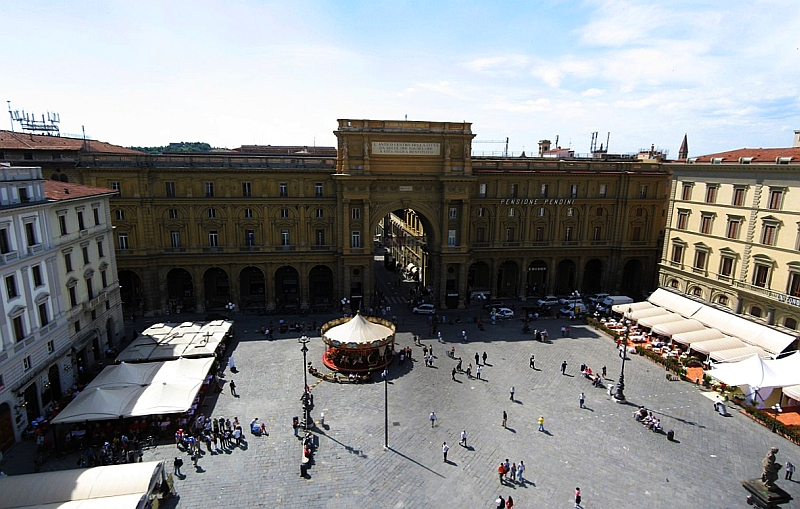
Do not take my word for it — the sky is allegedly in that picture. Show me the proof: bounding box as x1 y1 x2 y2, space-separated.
1 0 799 157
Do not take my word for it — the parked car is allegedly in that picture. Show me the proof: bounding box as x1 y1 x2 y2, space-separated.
559 303 588 316
537 295 559 307
494 307 515 319
483 299 505 310
412 303 436 315
596 295 634 314
588 293 610 304
559 297 584 306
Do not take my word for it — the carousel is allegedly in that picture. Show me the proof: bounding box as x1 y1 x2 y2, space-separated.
320 312 395 373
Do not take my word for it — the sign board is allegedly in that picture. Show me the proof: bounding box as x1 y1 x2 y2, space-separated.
372 142 440 156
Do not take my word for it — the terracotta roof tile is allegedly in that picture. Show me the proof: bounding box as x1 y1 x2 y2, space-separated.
693 147 800 163
44 180 118 201
0 130 143 155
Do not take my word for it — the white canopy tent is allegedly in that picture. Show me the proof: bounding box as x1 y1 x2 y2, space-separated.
0 461 168 509
116 320 232 362
782 385 800 402
612 301 656 314
709 345 769 363
323 313 393 345
647 288 704 317
628 307 670 321
52 357 214 424
673 328 727 346
650 319 706 338
706 353 800 406
690 337 747 355
637 312 685 329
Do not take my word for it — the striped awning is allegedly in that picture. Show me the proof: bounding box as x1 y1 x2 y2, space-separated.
691 337 747 355
637 312 685 329
650 319 705 338
673 328 726 346
709 345 770 363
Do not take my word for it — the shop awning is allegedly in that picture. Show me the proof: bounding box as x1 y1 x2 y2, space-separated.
673 328 727 346
710 345 769 362
647 288 704 317
691 307 795 355
116 320 232 362
650 319 705 338
637 312 685 329
691 337 747 355
782 385 800 402
612 301 656 314
628 307 670 321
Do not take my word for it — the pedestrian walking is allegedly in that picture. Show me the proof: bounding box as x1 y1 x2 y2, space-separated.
561 360 568 375
173 456 183 476
475 352 480 366
437 331 442 342
229 379 237 396
575 487 582 508
517 460 525 483
498 463 506 483
442 441 450 462
510 462 517 482
530 354 535 369
537 415 545 432
506 495 514 509
602 365 607 378
786 460 795 480
228 355 236 372
429 411 437 427
566 326 571 336
579 392 586 409
482 351 488 365
466 364 472 378
560 326 566 337
509 386 515 401
476 365 482 379
496 495 505 507
452 367 458 381
502 410 507 428
460 429 467 447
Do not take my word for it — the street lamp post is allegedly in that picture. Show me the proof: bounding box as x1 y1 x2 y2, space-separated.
299 335 310 429
614 306 633 403
382 369 389 448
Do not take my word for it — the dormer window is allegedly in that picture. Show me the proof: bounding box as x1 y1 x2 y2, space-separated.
739 157 753 164
776 157 792 165
711 157 723 164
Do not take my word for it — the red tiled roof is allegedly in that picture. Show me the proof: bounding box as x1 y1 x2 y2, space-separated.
692 147 800 163
44 180 118 201
0 130 143 155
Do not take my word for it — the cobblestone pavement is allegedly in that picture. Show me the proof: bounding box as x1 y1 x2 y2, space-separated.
3 266 800 508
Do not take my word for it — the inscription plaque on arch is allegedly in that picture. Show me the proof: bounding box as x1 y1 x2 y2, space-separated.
372 142 441 156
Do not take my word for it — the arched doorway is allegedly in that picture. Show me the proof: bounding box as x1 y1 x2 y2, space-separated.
0 402 15 451
23 383 40 425
526 260 548 296
203 267 230 310
379 208 435 289
555 259 577 295
239 266 266 313
275 265 300 312
118 269 144 313
467 261 491 301
497 261 519 298
43 364 62 408
621 259 644 298
582 259 603 294
309 265 334 312
167 268 194 313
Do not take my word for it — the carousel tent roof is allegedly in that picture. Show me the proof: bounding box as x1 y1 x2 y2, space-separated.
673 328 727 346
324 313 393 345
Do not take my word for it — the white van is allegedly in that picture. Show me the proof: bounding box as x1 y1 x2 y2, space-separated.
597 295 634 313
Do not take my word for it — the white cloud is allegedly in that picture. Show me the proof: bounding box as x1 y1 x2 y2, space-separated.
582 88 603 97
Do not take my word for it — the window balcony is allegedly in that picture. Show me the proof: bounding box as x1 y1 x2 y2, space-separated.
0 251 19 264
732 280 800 306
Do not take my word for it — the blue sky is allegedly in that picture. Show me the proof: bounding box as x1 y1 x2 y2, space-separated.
2 0 799 156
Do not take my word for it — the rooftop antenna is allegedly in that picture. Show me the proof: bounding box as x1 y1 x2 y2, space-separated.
605 131 611 152
555 135 559 148
405 114 408 121
590 131 598 152
7 101 61 136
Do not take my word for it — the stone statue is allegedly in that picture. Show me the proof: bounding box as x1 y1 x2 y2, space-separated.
445 140 451 158
363 139 369 157
342 139 349 158
761 447 781 489
463 141 470 159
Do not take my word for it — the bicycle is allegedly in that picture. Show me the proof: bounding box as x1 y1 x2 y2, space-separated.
141 435 157 450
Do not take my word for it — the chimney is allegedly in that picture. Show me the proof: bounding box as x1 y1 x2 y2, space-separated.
793 130 800 148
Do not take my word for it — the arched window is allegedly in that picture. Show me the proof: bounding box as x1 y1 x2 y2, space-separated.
784 317 797 330
715 295 729 307
668 279 679 289
691 286 703 297
750 306 762 318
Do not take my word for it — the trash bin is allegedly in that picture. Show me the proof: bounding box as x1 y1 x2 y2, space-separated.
667 430 675 441
300 462 308 476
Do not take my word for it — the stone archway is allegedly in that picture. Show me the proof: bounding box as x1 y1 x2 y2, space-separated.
0 402 15 451
582 259 603 294
526 260 548 296
555 259 577 295
203 267 230 310
309 265 334 311
621 259 644 298
275 265 300 312
167 268 195 312
118 269 144 312
239 266 266 313
497 261 519 298
468 261 491 297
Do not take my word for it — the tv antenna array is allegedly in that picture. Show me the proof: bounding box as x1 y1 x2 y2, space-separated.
7 101 61 136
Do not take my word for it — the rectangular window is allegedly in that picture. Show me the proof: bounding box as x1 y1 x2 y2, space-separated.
753 264 770 288
315 229 325 246
5 275 18 299
477 208 484 217
47 340 55 354
169 208 178 219
118 233 129 250
788 273 800 297
315 208 324 219
639 185 648 198
694 250 707 269
165 182 176 197
632 226 642 241
115 209 125 221
540 184 548 198
510 184 518 198
96 239 104 258
81 245 90 265
244 208 253 219
506 227 515 242
537 207 545 217
705 185 717 204
726 219 741 239
570 184 578 198
449 207 457 219
25 222 37 246
351 231 361 248
32 265 43 287
598 184 607 198
281 229 290 246
681 184 692 200
762 225 777 246
315 183 323 197
110 182 120 192
768 189 783 210
85 276 94 299
59 215 68 235
700 215 713 234
93 207 100 225
38 302 49 327
205 182 214 197
479 183 487 198
64 252 73 272
567 208 574 217
448 229 456 247
245 229 255 246
74 321 81 334
733 187 745 206
170 231 181 248
0 228 10 254
508 208 515 217
242 182 252 197
13 316 26 342
280 208 289 219
208 231 219 247
671 244 684 263
68 285 78 307
279 183 288 198
593 226 602 241
677 212 688 230
564 227 573 241
77 211 85 230
351 208 361 220
208 208 216 219
101 269 107 288
19 187 29 203
476 227 485 242
720 257 734 277
535 227 544 242
22 354 31 370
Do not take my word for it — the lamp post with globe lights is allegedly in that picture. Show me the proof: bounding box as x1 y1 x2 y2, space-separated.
614 306 633 403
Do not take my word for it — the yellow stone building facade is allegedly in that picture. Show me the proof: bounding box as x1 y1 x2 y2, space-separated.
57 119 669 315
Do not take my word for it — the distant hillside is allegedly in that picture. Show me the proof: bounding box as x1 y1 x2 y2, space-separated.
127 142 216 155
